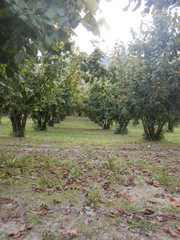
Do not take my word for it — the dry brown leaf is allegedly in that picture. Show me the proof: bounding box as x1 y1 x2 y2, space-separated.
12 209 20 218
41 203 50 210
123 193 133 203
171 200 180 209
70 230 78 237
35 209 48 216
112 201 125 215
153 181 160 187
148 200 158 204
2 197 14 203
20 224 26 232
163 227 169 232
170 196 175 202
8 231 21 239
156 216 164 222
176 225 180 231
144 209 155 215
108 213 116 218
19 223 32 232
53 199 61 204
2 217 8 223
163 227 180 237
35 186 45 192
168 213 176 219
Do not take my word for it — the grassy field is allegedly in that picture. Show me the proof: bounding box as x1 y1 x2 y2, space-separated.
0 117 180 240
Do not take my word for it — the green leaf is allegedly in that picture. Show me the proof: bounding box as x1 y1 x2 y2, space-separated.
52 44 58 52
58 16 69 26
45 35 54 47
24 87 29 92
83 12 91 23
92 26 100 36
86 0 98 14
55 30 68 43
58 8 66 17
44 7 57 20
18 15 28 21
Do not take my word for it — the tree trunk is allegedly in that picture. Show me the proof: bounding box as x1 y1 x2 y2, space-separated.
167 120 174 132
10 111 28 137
48 116 55 127
141 116 166 141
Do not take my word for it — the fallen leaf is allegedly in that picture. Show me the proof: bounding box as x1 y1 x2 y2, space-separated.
70 230 77 237
170 196 175 202
2 217 8 223
112 201 125 215
20 224 26 232
163 227 180 237
2 197 14 203
148 200 158 204
156 216 163 222
153 181 160 187
171 200 180 209
40 209 48 215
26 225 32 230
53 199 61 204
176 225 180 231
70 203 74 207
154 193 160 198
62 209 71 215
12 209 20 218
108 213 116 218
34 209 48 216
35 186 45 192
168 213 176 219
19 224 32 231
163 227 169 233
144 209 155 215
40 203 50 210
123 193 133 203
8 231 21 238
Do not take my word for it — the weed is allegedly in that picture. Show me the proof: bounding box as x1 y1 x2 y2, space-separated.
0 229 9 240
70 166 81 178
127 215 156 236
122 200 133 211
104 157 117 170
113 169 122 181
1 154 26 168
92 169 100 177
155 168 171 186
27 211 42 225
42 231 59 240
87 185 101 206
86 229 94 239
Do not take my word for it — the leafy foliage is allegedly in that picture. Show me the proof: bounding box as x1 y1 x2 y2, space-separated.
108 43 132 134
0 0 101 77
124 0 180 13
84 83 113 129
127 11 180 140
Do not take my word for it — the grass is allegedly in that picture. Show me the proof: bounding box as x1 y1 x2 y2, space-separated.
0 116 143 145
1 116 180 147
0 116 180 240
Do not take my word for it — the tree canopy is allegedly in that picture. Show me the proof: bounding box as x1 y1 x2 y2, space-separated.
0 0 101 77
125 0 180 13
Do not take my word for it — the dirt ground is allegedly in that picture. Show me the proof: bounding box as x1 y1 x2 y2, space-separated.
0 142 180 240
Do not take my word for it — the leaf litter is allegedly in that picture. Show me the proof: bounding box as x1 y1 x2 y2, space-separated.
0 142 180 239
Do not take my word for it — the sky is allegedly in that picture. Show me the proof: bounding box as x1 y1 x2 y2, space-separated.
72 0 148 54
